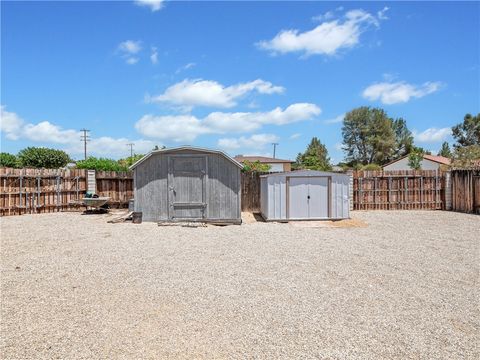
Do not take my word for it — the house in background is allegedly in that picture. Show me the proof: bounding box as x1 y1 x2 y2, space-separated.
383 154 451 171
234 155 294 172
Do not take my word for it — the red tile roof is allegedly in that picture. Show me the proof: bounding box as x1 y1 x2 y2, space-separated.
234 155 293 164
423 154 451 165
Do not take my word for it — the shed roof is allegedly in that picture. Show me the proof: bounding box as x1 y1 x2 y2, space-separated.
129 146 243 170
234 155 294 164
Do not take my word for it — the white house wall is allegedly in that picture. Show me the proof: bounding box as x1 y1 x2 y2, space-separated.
383 157 440 171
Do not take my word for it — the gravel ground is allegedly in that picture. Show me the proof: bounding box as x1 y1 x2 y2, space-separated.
1 211 479 359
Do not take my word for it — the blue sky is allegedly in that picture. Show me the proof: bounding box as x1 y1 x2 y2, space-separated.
1 1 479 162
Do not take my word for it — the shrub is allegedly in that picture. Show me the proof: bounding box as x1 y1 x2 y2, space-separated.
75 157 129 171
242 160 271 172
17 147 71 168
0 152 18 168
361 163 382 171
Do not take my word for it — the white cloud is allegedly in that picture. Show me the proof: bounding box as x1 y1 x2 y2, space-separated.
150 47 158 64
257 8 385 57
23 121 79 144
117 40 142 64
0 106 156 158
218 134 279 151
147 78 285 109
362 81 443 104
362 81 443 105
175 62 196 74
1 105 24 140
134 0 165 12
312 11 335 22
413 128 451 143
135 103 321 142
118 40 142 54
324 113 345 124
377 6 389 20
290 133 301 139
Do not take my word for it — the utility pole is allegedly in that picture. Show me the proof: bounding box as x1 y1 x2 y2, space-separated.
272 143 279 159
80 129 90 160
127 143 135 158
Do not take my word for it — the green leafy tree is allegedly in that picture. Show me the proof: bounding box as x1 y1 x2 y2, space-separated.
17 147 71 168
452 145 480 168
0 152 18 168
452 113 480 149
438 142 452 158
241 160 271 172
392 118 414 158
296 137 331 171
408 148 425 170
342 107 397 166
76 157 129 171
118 154 144 168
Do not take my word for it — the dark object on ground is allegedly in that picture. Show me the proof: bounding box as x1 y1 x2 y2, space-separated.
132 212 142 224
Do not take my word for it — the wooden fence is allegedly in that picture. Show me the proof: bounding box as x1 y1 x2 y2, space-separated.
353 170 445 210
451 169 480 214
0 168 133 216
241 172 266 212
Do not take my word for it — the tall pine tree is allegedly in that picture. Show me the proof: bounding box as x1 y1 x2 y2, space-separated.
296 137 331 171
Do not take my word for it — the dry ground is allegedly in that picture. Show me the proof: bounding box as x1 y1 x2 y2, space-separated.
1 211 479 359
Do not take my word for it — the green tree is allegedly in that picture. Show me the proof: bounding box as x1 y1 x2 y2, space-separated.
76 157 128 171
342 107 397 165
452 145 480 168
392 118 414 158
296 137 331 171
118 154 144 168
452 113 480 149
438 142 452 158
17 147 71 168
241 160 271 172
408 148 425 170
0 152 18 168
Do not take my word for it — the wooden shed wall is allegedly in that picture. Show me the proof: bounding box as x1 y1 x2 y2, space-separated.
134 150 241 222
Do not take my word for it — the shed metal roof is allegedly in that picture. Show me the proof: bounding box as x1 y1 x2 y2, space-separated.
129 146 243 170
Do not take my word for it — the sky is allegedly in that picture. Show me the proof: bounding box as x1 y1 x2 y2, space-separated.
1 0 479 163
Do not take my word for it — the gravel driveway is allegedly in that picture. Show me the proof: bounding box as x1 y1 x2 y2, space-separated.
1 211 479 359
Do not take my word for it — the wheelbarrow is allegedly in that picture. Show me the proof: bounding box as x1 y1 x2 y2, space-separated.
81 196 111 214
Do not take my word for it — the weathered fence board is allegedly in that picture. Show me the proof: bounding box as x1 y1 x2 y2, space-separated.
0 168 134 216
353 170 445 210
241 172 267 212
0 168 87 216
451 169 480 214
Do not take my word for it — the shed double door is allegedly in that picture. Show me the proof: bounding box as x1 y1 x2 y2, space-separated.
288 177 329 219
168 156 207 220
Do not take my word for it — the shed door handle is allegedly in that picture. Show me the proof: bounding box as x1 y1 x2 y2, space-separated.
307 195 310 200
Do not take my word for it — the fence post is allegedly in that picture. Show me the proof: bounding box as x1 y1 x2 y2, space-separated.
444 171 452 211
347 170 354 211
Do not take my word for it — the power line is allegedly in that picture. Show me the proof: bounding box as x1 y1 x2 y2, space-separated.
126 143 135 158
80 129 90 160
272 143 279 159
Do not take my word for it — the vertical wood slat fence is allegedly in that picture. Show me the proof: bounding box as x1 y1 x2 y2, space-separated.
353 170 445 210
0 168 134 216
451 169 480 214
241 172 267 212
0 168 87 216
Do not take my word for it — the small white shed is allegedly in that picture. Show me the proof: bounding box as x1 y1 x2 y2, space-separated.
260 170 350 221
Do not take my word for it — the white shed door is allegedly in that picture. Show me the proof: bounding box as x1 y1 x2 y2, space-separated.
289 177 329 219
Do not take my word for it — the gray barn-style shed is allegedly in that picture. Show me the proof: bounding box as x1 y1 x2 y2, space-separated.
130 147 242 224
260 170 350 221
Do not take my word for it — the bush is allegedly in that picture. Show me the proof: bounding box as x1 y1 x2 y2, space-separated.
361 163 382 171
0 152 18 168
242 160 271 172
117 154 144 169
17 147 71 168
75 157 129 171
